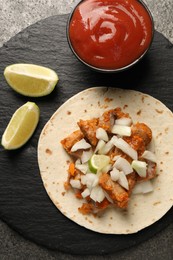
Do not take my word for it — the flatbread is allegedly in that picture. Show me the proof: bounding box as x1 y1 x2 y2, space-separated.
38 87 173 234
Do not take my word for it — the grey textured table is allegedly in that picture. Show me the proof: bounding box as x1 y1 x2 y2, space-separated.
0 0 173 259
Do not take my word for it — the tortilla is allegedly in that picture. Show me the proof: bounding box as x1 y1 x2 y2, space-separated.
38 87 173 234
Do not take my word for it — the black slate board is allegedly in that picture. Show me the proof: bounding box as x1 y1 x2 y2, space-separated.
0 14 173 255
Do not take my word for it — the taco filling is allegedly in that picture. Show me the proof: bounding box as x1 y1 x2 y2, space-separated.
61 107 157 215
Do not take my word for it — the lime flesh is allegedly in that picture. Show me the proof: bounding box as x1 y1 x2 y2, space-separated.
88 154 110 174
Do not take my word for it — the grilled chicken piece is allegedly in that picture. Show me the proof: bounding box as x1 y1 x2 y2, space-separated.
98 109 115 133
127 172 137 194
77 108 130 146
108 147 132 164
131 123 152 146
99 173 129 208
61 130 84 157
124 123 152 156
78 118 99 146
78 203 94 215
124 123 156 181
78 198 111 215
98 107 130 133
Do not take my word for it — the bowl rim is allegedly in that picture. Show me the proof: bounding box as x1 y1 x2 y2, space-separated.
66 0 154 73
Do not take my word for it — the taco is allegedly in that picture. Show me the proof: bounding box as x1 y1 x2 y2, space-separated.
38 87 173 234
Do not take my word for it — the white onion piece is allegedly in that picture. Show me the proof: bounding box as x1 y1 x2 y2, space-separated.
81 149 93 164
81 174 99 190
70 179 82 189
75 163 88 174
101 164 112 174
71 138 91 152
90 186 105 203
113 157 133 175
75 159 81 165
81 188 90 198
112 155 121 161
111 125 131 136
147 138 155 153
94 139 106 153
110 168 120 181
132 181 153 194
141 150 157 163
103 191 114 204
96 128 109 142
118 172 129 190
98 139 114 155
115 118 132 126
132 160 147 178
111 136 138 160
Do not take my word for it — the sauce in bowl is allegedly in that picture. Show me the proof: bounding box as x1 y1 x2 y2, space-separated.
68 0 153 71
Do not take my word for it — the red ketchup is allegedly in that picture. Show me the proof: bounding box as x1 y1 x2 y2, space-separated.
69 0 153 70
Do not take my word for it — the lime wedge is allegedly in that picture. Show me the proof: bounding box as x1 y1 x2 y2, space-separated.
1 102 39 150
88 154 110 174
4 64 58 97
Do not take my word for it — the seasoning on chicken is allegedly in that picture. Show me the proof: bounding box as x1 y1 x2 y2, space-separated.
98 107 130 132
123 123 152 156
127 172 137 194
78 118 99 146
61 129 84 157
131 123 152 146
99 173 129 208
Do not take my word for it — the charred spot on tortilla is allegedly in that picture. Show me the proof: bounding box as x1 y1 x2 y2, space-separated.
102 105 109 109
45 148 52 155
165 127 169 133
123 104 128 109
137 110 142 115
156 133 162 139
155 109 163 114
104 97 113 103
42 124 50 136
153 201 161 206
67 111 71 115
141 96 146 103
38 87 173 235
